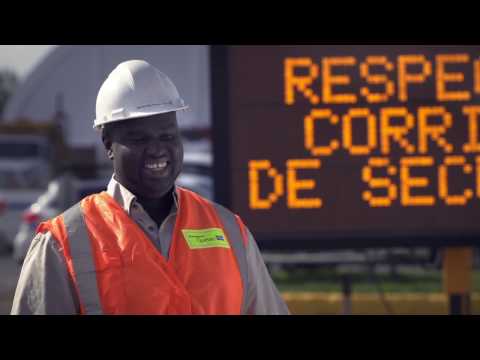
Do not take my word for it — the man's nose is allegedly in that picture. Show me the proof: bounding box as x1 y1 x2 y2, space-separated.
145 139 166 156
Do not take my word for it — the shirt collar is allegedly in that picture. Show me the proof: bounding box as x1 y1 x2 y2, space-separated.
106 174 179 215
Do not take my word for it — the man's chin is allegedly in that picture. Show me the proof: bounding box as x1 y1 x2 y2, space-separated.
139 182 175 199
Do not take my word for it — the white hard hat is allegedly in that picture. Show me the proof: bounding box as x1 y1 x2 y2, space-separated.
93 59 188 129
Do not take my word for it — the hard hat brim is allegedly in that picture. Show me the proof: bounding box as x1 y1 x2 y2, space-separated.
93 104 189 129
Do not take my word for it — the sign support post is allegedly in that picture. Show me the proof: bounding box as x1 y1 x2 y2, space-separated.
442 247 473 315
341 275 352 315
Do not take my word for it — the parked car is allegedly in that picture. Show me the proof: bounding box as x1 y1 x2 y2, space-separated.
177 151 213 200
0 163 51 253
0 134 52 253
12 174 110 264
0 195 8 253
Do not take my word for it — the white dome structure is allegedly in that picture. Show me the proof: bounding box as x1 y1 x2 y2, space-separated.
3 45 211 165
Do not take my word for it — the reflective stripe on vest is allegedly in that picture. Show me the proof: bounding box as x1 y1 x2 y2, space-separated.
62 204 104 315
212 203 249 314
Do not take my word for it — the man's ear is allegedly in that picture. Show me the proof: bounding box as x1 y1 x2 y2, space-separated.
107 148 114 161
102 128 114 161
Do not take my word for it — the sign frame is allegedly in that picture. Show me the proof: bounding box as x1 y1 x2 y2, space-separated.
210 45 480 250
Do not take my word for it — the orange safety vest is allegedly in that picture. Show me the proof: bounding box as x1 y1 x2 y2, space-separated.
37 187 249 315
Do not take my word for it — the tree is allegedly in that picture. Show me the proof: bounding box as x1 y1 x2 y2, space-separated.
0 69 18 119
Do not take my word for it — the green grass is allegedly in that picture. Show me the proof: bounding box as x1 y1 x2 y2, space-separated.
271 266 480 293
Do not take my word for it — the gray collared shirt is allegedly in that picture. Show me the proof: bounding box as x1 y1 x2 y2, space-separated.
11 176 290 315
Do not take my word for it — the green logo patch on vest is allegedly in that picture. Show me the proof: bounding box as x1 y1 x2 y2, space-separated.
182 228 230 250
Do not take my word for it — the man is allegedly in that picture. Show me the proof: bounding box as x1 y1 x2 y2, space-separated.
11 59 289 315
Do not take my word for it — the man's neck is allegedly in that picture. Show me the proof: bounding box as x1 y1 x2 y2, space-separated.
136 190 174 227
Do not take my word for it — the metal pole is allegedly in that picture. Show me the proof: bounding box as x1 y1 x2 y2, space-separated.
341 275 352 315
442 247 473 315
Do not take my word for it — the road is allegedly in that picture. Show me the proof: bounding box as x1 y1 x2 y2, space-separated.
0 254 21 314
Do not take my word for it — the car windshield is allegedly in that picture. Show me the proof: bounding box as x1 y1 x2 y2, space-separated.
0 143 43 158
182 164 212 177
0 166 49 189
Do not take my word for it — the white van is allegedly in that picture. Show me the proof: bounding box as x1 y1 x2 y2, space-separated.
0 134 51 253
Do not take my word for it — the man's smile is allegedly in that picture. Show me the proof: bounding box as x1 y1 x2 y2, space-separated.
142 158 171 178
144 160 168 170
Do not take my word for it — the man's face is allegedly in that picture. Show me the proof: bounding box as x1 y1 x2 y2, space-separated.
103 112 184 199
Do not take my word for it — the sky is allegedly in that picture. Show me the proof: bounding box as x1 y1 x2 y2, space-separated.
0 45 57 80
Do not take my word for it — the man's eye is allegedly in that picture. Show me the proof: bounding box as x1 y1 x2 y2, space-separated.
127 135 147 142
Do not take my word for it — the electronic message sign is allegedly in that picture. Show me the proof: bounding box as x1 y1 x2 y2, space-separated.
211 45 480 249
